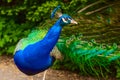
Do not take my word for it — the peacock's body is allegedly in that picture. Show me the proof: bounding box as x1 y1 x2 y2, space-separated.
14 6 77 76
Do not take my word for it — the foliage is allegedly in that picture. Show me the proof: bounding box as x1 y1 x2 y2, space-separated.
0 0 59 21
0 17 34 54
53 35 120 79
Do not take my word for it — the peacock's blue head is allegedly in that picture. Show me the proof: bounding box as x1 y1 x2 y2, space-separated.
51 5 77 26
58 14 77 26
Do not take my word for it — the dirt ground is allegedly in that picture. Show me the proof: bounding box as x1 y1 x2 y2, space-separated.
0 55 114 80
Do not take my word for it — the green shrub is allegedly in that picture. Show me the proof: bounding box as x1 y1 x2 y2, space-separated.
0 17 32 54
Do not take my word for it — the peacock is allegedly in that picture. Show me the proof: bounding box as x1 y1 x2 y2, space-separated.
13 6 77 80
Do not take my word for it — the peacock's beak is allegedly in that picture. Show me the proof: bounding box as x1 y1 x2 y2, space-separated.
71 19 78 24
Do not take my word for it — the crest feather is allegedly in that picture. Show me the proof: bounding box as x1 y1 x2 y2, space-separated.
51 5 61 18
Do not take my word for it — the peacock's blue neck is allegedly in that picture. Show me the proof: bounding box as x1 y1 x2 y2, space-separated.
43 18 63 49
34 18 63 55
44 18 63 39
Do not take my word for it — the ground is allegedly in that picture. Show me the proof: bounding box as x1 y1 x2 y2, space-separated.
0 55 115 80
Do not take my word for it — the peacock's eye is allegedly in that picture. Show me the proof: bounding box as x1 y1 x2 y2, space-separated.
64 18 68 21
69 17 72 20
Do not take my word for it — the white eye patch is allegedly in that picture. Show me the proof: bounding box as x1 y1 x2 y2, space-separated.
62 18 68 23
62 18 77 24
68 18 71 20
62 18 72 23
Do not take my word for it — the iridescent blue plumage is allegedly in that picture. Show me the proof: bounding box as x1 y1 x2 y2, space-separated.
14 7 77 76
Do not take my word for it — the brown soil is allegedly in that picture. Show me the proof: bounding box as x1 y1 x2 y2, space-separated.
0 55 114 80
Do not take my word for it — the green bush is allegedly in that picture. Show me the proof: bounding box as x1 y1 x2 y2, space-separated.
0 17 33 54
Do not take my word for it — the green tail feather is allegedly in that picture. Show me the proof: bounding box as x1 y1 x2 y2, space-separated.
56 35 120 77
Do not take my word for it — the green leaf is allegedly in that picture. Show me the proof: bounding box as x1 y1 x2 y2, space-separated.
7 0 12 3
1 10 6 15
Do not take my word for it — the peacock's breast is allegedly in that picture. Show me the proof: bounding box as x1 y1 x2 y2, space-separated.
14 50 53 75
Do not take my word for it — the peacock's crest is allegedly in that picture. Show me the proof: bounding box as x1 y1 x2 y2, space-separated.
51 5 61 19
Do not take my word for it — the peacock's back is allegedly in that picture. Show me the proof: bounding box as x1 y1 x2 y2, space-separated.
14 29 47 53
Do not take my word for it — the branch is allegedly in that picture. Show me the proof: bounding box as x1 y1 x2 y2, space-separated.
85 4 114 15
77 0 102 13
